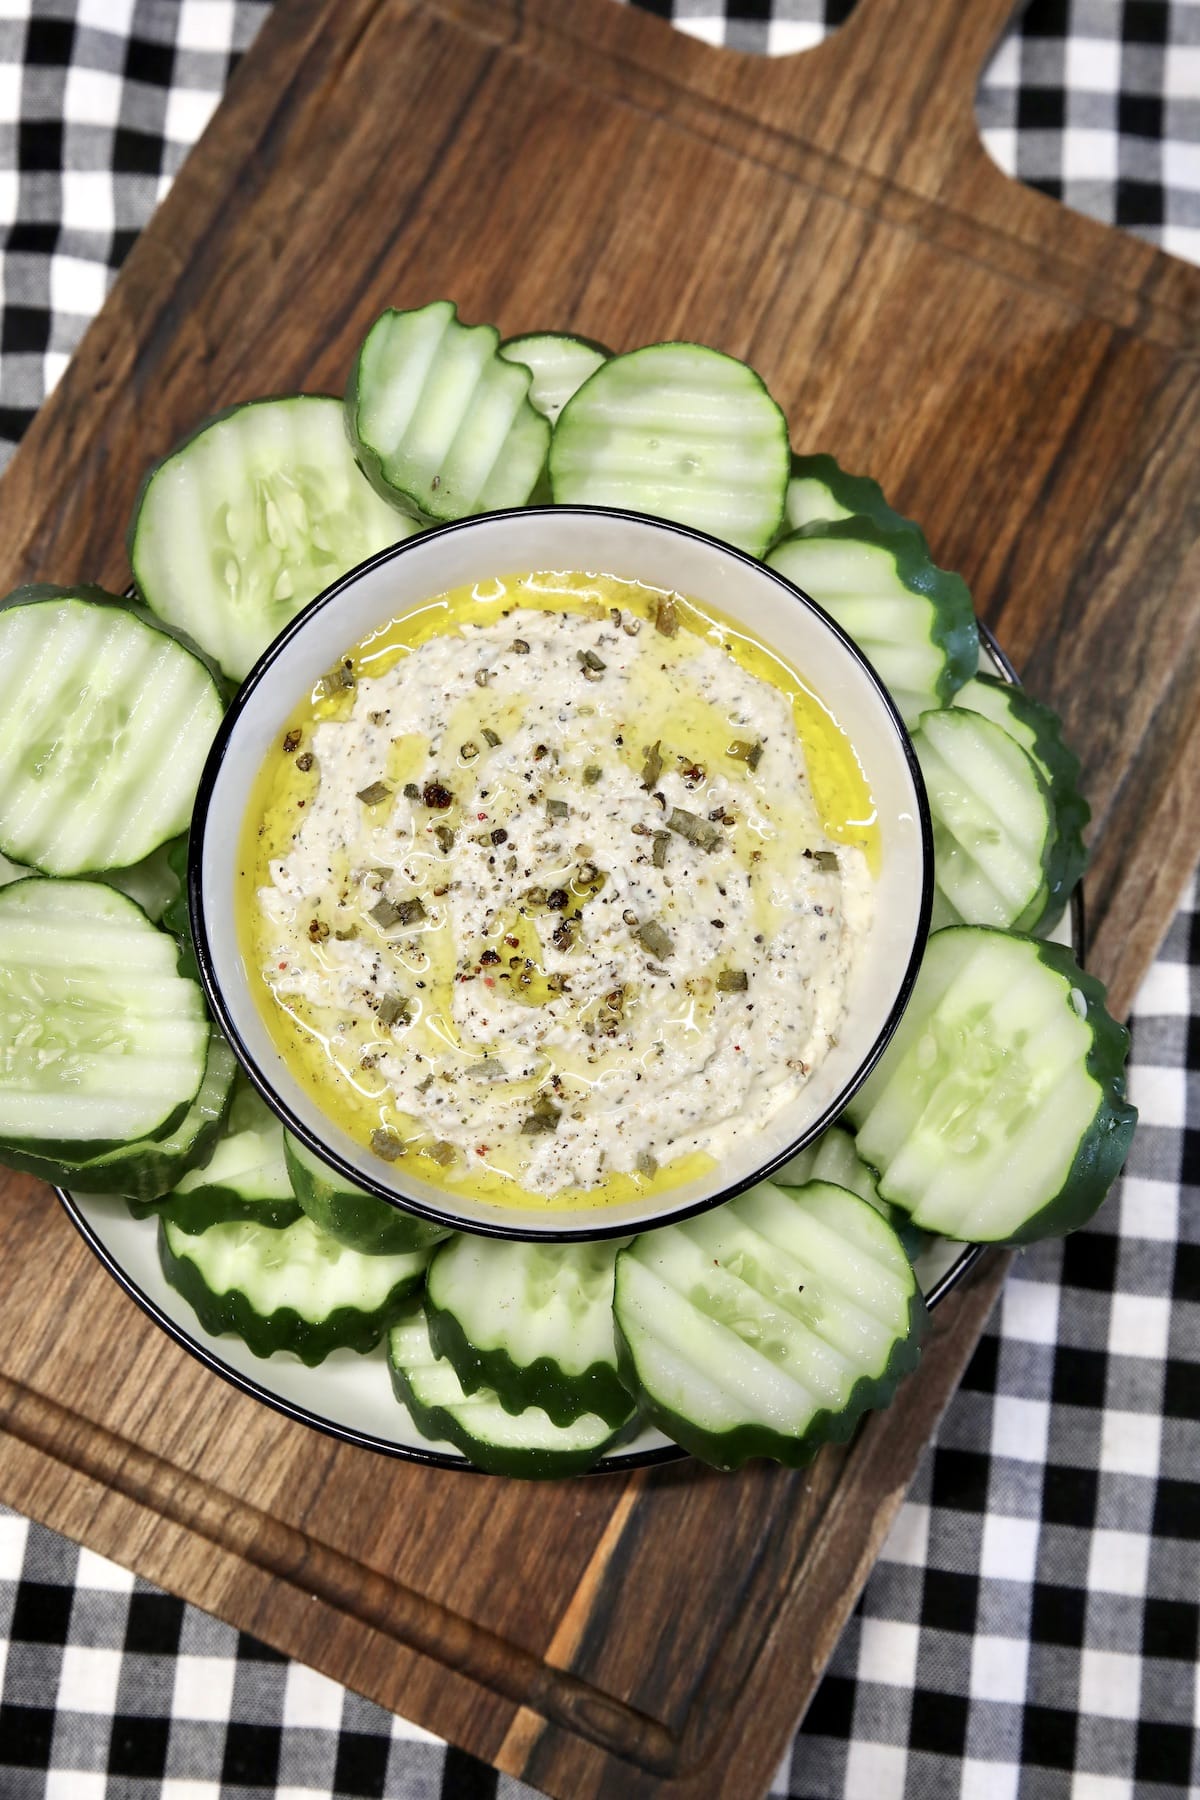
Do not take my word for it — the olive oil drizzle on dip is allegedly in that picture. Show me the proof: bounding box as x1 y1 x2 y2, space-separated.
239 572 879 1211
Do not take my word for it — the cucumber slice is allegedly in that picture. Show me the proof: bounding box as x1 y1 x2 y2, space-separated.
767 518 979 725
772 1122 882 1208
549 341 790 556
159 1213 430 1365
425 1236 633 1428
498 332 609 424
614 1180 927 1471
284 1130 450 1256
0 587 223 877
131 396 419 681
132 1083 301 1233
346 301 550 522
914 708 1059 933
1 1025 236 1202
782 453 926 545
953 673 1089 926
0 879 208 1152
845 926 1137 1244
387 1302 634 1479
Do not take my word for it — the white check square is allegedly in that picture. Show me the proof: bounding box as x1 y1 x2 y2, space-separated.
844 1739 909 1800
980 1512 1040 1584
1001 1276 1060 1345
1087 1529 1150 1597
1099 1409 1161 1477
1108 1291 1171 1361
992 1395 1050 1464
879 1501 930 1568
970 1633 1029 1705
282 1657 345 1732
63 63 122 127
58 1643 122 1715
75 1546 135 1592
1079 1647 1142 1720
171 1652 237 1722
856 1618 920 1688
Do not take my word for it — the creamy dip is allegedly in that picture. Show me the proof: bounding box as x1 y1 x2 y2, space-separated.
240 571 878 1209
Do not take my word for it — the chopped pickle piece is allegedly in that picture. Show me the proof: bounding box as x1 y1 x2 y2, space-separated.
482 727 501 747
666 807 721 852
377 994 413 1027
716 968 749 992
356 780 391 805
370 1128 405 1161
727 738 764 770
583 764 602 786
652 831 669 869
521 1097 561 1135
547 798 569 820
635 918 674 960
655 595 678 637
641 740 663 790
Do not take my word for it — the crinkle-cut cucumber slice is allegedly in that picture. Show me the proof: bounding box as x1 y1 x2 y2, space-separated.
131 395 419 681
0 878 208 1152
772 1125 928 1261
782 453 927 545
773 1122 883 1209
914 708 1059 933
425 1235 633 1429
845 926 1136 1244
3 1026 236 1202
613 1180 927 1471
498 331 609 424
767 518 978 725
159 1213 431 1365
284 1129 450 1256
387 1303 634 1479
549 341 790 556
953 673 1089 927
347 301 550 523
132 1082 300 1233
0 587 223 877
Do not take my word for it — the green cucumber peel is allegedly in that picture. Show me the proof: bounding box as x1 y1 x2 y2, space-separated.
781 453 928 547
158 1217 429 1365
847 927 1136 1245
346 302 550 524
387 1304 638 1479
787 514 979 704
4 1027 236 1202
613 1281 927 1472
424 1288 634 1431
283 1130 450 1256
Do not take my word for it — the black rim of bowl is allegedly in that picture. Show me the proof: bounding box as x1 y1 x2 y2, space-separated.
186 504 936 1242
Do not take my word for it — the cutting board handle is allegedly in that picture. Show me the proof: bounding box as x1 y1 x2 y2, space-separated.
794 0 1027 181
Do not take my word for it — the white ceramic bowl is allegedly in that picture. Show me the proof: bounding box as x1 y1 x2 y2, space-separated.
190 507 932 1240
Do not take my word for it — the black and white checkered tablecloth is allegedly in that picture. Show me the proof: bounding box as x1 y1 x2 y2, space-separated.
0 4 1197 1796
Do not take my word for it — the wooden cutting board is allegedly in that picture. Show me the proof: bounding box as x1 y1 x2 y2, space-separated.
1 0 1197 1793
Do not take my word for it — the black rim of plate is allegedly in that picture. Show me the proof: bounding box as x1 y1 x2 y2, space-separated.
52 551 1082 1476
186 505 935 1242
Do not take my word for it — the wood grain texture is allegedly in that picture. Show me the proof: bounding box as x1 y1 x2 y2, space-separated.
0 0 1196 1792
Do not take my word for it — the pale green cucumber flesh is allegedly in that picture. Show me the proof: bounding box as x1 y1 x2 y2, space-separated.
915 708 1058 933
0 878 208 1151
0 592 223 877
348 302 550 522
614 1180 926 1470
498 332 609 424
549 341 789 556
847 926 1136 1243
131 395 418 681
424 1236 633 1428
766 519 978 725
388 1303 632 1479
159 1213 431 1364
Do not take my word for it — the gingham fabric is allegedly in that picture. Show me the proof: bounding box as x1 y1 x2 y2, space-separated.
0 3 1196 1796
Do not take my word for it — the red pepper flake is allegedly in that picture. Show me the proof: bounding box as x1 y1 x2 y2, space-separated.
477 812 488 821
476 1145 489 1157
278 962 287 970
484 977 495 987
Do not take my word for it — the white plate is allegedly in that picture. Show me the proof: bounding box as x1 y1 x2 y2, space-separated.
56 624 1075 1471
